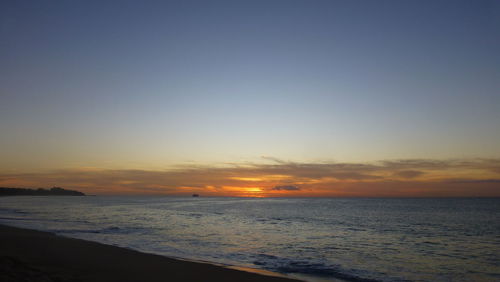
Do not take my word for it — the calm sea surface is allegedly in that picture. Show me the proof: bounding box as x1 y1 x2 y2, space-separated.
0 197 498 281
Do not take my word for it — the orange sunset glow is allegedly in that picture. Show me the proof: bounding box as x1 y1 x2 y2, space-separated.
1 158 499 197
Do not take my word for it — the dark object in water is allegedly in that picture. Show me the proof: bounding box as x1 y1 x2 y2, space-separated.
192 194 199 197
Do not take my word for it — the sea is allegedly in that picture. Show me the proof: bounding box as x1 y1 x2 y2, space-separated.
0 196 499 282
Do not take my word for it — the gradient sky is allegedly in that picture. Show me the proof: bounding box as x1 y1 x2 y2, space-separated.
1 1 499 196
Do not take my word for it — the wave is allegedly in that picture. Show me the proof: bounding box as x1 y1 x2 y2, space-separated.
252 254 385 282
52 226 145 235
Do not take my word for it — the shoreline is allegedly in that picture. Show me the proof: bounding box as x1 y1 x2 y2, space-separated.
0 224 301 282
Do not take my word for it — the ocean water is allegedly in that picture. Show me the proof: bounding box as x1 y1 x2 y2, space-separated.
0 197 499 282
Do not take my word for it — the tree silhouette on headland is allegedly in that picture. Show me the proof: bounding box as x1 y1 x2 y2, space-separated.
0 187 85 196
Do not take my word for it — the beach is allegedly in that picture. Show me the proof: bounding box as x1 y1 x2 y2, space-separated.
0 224 299 282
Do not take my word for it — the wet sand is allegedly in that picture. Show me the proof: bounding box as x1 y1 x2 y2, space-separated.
0 224 300 282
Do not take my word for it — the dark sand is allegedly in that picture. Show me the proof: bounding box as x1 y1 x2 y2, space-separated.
0 224 300 282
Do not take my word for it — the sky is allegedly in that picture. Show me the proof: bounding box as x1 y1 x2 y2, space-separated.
1 0 499 196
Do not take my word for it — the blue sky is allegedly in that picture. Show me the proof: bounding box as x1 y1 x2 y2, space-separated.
1 0 499 172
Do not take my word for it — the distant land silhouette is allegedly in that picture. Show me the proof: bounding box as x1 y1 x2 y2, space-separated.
0 187 85 196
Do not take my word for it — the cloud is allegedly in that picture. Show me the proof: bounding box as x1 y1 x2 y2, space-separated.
271 185 300 191
0 157 499 196
448 179 500 184
261 156 288 164
393 170 425 178
381 158 500 171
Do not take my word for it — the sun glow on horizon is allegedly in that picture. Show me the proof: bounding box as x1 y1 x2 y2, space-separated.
229 177 263 182
1 158 499 197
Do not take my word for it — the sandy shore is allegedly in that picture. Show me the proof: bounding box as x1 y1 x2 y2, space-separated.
0 224 300 282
